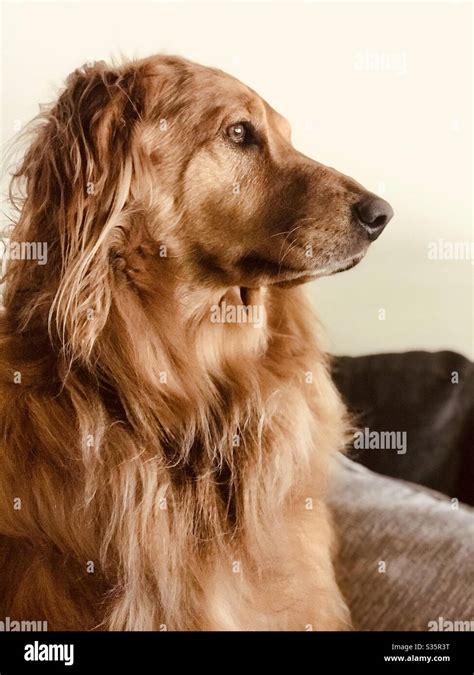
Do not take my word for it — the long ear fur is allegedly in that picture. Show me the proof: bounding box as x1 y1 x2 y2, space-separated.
5 61 147 364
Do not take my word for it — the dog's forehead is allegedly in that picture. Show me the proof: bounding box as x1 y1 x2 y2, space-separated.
208 69 259 106
206 69 291 136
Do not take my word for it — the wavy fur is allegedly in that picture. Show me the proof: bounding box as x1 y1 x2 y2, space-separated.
0 56 353 630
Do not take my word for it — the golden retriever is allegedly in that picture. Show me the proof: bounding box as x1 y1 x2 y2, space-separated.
0 55 393 630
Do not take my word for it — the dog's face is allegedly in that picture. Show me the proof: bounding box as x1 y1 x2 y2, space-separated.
144 57 393 289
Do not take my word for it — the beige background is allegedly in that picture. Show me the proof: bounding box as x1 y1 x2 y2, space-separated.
1 0 472 358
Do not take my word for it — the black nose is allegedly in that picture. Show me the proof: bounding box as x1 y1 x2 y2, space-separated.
354 196 394 241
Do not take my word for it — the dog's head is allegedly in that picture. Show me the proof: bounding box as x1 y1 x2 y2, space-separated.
151 58 393 289
9 55 392 362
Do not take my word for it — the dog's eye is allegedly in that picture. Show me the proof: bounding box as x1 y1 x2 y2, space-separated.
226 122 256 146
227 123 246 144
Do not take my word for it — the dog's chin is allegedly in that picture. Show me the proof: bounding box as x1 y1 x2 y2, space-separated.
268 251 366 288
235 250 366 290
315 251 366 277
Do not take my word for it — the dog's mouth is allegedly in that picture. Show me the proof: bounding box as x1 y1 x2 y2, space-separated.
241 251 366 288
312 252 366 278
208 248 367 295
239 250 366 285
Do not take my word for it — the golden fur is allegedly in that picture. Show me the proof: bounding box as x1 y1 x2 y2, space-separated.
0 55 388 630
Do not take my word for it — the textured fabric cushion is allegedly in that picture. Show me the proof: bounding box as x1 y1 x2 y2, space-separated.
330 456 474 631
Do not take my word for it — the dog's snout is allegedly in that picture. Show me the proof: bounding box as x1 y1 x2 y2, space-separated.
354 196 394 241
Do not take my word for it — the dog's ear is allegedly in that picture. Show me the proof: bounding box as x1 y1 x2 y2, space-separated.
13 61 148 364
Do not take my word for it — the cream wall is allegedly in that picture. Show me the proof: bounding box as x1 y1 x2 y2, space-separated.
1 0 472 358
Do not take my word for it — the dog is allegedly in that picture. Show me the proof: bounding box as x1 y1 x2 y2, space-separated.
0 55 393 630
